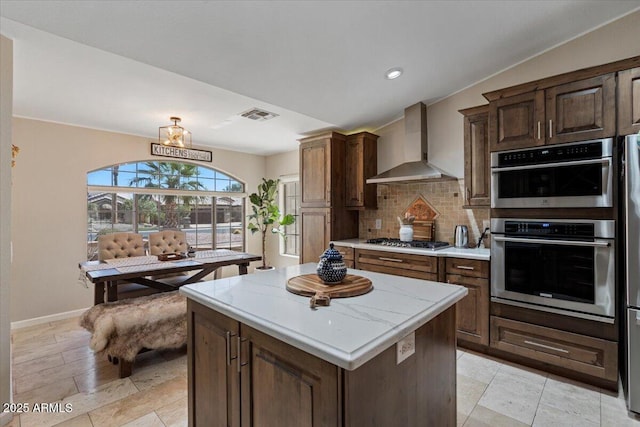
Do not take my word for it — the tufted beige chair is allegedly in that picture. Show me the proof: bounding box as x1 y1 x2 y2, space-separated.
148 230 189 255
97 232 159 301
98 232 146 261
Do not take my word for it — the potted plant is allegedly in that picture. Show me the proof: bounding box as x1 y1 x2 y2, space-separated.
247 178 295 270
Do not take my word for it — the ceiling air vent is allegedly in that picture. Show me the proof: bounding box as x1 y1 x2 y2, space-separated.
240 108 279 122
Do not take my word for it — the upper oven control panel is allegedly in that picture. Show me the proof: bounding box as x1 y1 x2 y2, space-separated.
495 139 605 167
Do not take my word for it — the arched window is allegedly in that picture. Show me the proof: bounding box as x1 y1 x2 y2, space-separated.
86 160 245 260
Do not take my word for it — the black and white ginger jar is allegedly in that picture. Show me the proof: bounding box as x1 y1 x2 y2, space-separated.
317 243 347 284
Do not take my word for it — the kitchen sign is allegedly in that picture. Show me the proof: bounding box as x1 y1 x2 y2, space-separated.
150 143 212 162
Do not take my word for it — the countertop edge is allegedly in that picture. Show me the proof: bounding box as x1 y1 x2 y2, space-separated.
180 283 467 371
332 239 490 261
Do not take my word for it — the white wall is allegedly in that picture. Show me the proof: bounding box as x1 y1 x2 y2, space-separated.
377 10 640 178
10 118 266 322
0 35 14 426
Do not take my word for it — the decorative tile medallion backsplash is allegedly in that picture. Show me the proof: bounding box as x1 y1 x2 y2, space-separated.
360 179 490 247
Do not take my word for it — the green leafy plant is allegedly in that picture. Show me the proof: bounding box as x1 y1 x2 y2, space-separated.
247 178 295 269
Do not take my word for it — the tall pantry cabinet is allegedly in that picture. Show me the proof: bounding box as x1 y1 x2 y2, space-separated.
299 132 359 263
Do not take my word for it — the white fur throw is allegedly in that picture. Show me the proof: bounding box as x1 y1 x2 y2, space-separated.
80 291 187 361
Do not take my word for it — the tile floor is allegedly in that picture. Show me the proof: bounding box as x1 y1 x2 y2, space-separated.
5 316 640 426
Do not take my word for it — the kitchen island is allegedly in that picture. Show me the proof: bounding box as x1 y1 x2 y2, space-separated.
180 263 467 427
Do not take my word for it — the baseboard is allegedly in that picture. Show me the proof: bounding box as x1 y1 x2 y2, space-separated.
11 307 89 330
0 411 15 426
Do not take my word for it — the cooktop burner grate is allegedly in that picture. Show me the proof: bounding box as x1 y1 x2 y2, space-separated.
366 238 451 250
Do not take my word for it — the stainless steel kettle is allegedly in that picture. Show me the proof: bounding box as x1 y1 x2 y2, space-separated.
454 225 469 248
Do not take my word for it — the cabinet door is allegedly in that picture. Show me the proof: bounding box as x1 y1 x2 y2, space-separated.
300 209 331 264
345 132 378 209
300 139 331 207
239 324 339 427
462 106 490 206
188 300 240 427
489 90 545 151
345 137 364 207
545 73 616 145
447 274 489 346
618 67 640 136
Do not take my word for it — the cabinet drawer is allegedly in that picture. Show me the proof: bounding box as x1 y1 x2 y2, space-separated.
332 245 354 261
356 249 438 281
490 316 617 382
445 258 489 279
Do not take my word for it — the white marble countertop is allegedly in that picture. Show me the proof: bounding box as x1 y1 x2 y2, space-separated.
180 263 467 371
332 238 491 261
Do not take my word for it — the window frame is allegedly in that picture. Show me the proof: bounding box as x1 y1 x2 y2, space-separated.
278 174 300 258
86 160 247 260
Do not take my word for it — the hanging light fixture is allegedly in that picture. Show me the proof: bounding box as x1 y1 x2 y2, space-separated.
159 116 191 148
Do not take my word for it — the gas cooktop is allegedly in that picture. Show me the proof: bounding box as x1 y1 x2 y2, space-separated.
366 238 451 250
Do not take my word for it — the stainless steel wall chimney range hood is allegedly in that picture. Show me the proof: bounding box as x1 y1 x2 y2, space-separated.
367 102 455 183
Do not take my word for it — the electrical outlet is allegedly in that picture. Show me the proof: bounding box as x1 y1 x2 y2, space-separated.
483 220 490 231
396 332 415 364
375 219 382 230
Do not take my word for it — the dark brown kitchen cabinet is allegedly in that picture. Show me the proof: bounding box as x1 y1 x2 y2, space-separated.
489 90 545 152
618 67 640 135
355 249 438 281
239 324 339 427
188 299 241 427
299 132 346 208
545 73 615 145
300 208 357 264
446 258 489 347
331 244 354 268
345 132 378 209
460 105 490 207
299 132 358 263
488 73 616 151
188 299 338 427
300 209 331 264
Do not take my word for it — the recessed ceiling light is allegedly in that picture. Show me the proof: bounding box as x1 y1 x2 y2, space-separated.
385 67 403 80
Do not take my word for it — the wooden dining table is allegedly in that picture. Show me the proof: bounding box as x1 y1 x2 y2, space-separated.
79 249 261 305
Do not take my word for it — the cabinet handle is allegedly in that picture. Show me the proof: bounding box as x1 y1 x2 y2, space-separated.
237 336 249 372
326 189 331 202
225 331 232 366
237 336 242 373
379 257 403 263
455 265 475 271
548 120 553 139
523 340 569 354
537 121 541 140
466 187 471 204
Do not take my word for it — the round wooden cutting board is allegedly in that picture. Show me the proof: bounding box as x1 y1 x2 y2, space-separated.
286 274 373 299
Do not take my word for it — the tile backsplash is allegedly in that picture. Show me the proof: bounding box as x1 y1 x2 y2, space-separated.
359 179 490 247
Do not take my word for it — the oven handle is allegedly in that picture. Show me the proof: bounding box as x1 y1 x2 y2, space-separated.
491 157 610 173
493 235 610 247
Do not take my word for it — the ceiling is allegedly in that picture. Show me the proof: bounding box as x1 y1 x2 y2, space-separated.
1 1 639 156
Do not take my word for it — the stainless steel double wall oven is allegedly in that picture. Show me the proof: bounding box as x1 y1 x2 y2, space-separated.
490 138 616 322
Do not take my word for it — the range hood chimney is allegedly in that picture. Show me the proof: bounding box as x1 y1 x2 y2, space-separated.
367 102 455 183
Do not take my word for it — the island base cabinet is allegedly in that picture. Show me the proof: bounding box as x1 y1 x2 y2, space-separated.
188 300 458 427
344 305 456 427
